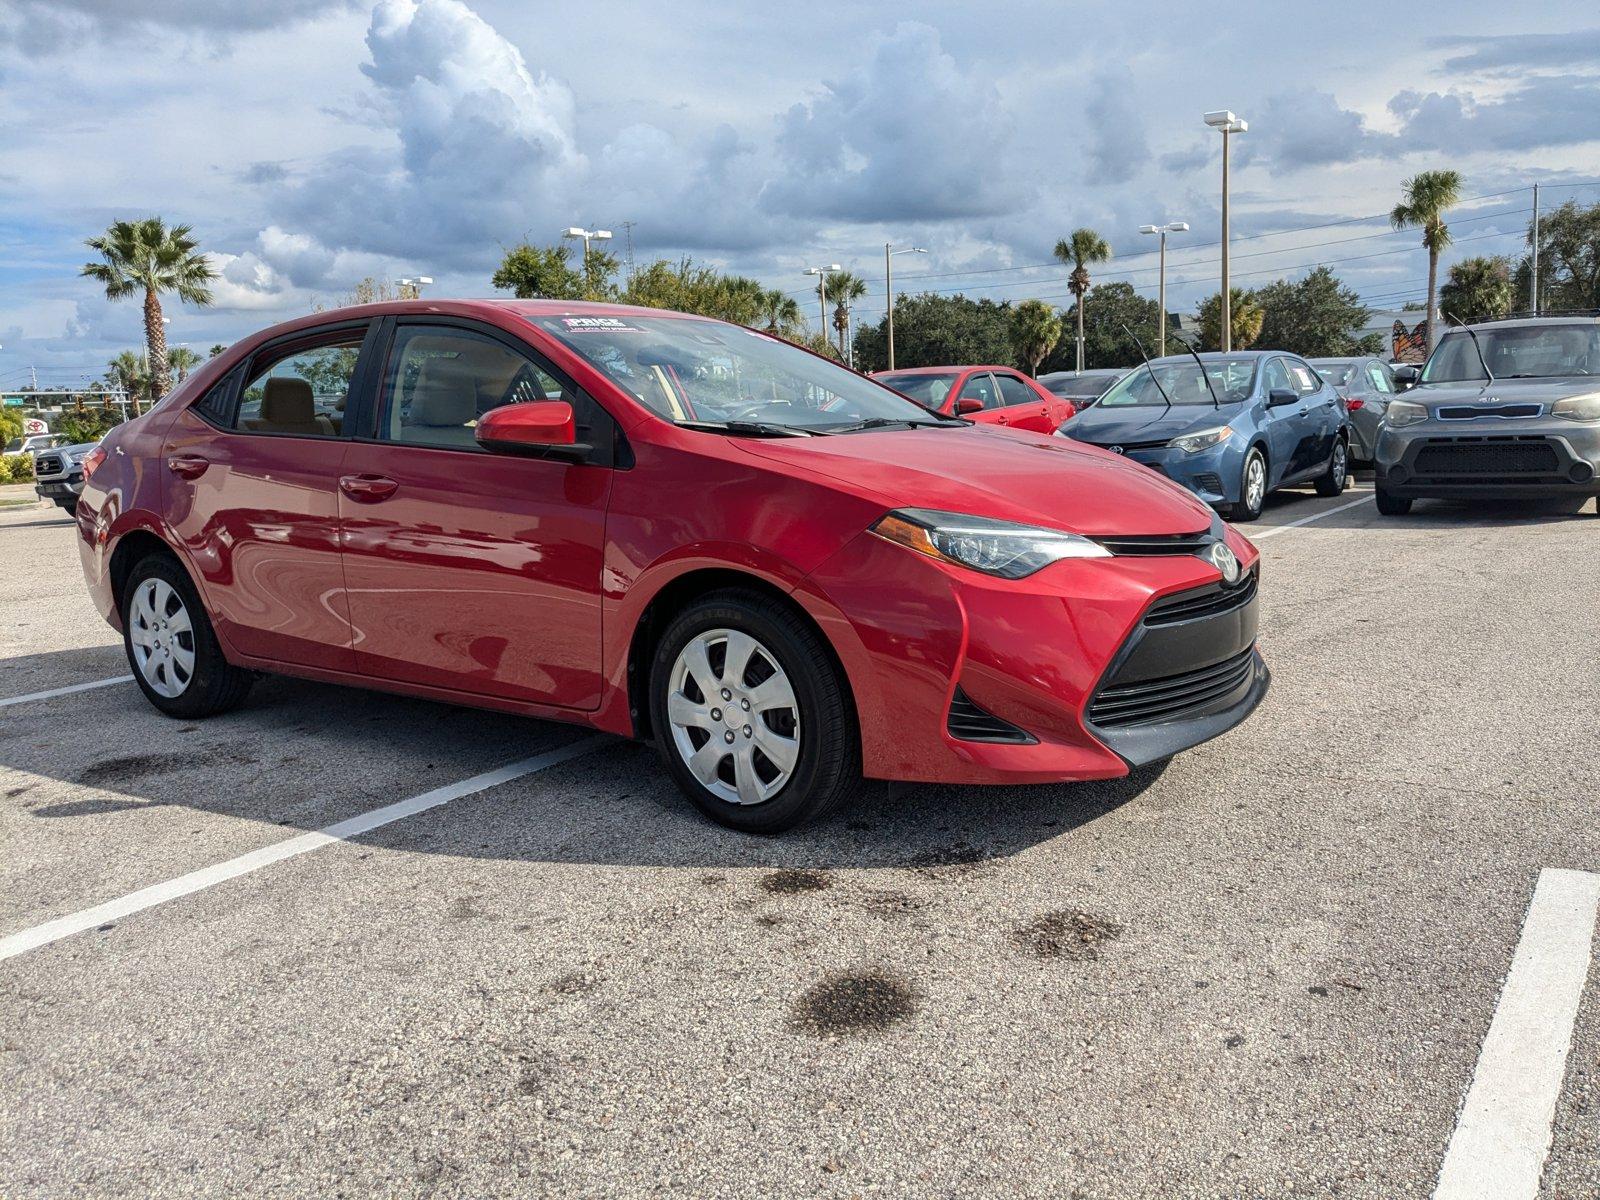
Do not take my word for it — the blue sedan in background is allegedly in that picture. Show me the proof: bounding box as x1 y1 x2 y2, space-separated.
1055 351 1351 520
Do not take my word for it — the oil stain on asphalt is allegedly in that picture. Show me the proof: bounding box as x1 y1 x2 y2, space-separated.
1011 909 1123 961
790 970 919 1037
760 868 831 894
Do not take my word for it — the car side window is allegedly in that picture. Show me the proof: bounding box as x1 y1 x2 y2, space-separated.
1368 363 1393 393
959 372 1002 410
379 324 572 452
235 334 365 437
1264 358 1293 395
1287 360 1321 395
996 374 1037 407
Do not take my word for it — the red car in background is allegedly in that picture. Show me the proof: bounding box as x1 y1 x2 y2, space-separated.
870 365 1075 433
75 300 1266 833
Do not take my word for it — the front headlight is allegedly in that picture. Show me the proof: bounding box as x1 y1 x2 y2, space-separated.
871 508 1110 579
1169 425 1233 454
1385 399 1429 427
1552 393 1600 422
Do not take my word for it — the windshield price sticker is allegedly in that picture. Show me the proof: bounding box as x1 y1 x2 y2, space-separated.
561 316 642 333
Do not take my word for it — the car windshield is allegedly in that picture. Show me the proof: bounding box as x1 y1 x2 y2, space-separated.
1314 363 1354 386
874 371 960 407
3 438 21 453
1424 324 1600 382
1042 374 1120 398
1095 358 1257 407
530 314 946 432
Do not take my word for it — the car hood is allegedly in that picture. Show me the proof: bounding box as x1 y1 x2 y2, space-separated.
737 424 1215 537
1408 377 1599 407
1059 404 1243 445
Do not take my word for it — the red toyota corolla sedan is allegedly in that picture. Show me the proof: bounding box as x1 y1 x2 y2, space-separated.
869 365 1075 433
75 300 1267 832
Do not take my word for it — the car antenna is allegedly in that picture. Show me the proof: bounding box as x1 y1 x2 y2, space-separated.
1445 312 1495 384
1121 322 1172 411
1175 334 1223 409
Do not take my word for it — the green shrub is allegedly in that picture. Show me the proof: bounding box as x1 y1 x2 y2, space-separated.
55 409 121 445
1 453 34 484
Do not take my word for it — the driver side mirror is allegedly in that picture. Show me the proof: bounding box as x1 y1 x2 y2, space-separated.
1267 388 1299 408
955 397 984 415
1391 364 1420 391
476 401 590 461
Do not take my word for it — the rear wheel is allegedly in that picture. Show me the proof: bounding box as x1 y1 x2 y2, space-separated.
649 590 858 833
1375 486 1413 516
1314 438 1349 497
1230 448 1268 522
122 553 253 718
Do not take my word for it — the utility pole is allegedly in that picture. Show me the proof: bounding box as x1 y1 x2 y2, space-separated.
884 243 927 372
621 221 637 282
1530 184 1540 316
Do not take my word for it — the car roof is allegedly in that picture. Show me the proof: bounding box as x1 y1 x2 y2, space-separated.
871 365 1016 376
1459 315 1600 331
1147 351 1276 362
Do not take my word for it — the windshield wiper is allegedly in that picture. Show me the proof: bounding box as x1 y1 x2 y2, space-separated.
820 416 952 434
678 420 819 438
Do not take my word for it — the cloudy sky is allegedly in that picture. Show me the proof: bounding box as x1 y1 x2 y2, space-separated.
2 0 1598 386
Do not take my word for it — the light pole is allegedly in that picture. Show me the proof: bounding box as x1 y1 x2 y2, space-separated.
564 227 612 295
395 276 434 299
1203 111 1248 352
1138 222 1188 357
803 265 842 347
884 244 927 371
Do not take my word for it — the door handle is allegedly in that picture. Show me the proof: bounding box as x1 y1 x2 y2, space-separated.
166 454 210 479
339 474 399 502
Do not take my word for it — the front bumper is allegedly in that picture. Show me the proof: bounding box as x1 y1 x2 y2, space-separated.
797 525 1267 785
1375 421 1600 498
1102 441 1241 509
35 472 85 503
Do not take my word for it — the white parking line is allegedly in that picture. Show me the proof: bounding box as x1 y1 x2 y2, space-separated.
0 674 134 708
1250 493 1374 539
0 734 608 963
1434 867 1600 1200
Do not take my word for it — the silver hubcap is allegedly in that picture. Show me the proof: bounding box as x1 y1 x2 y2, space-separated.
1246 457 1265 510
129 578 196 699
1333 443 1346 484
667 628 800 806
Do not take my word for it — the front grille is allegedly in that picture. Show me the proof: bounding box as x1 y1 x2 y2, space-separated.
1086 438 1170 453
947 688 1036 744
1438 404 1541 420
1144 570 1258 627
34 454 63 475
1087 645 1257 729
1413 440 1559 476
1093 530 1211 556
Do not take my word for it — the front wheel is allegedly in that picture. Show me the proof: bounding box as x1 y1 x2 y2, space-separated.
122 553 254 718
649 590 859 833
1229 448 1268 522
1315 438 1349 497
1375 486 1413 516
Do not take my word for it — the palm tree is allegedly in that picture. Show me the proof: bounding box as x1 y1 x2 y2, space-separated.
104 350 153 414
82 218 215 401
1197 288 1264 351
758 289 805 339
1440 255 1513 323
167 346 203 382
1390 170 1463 355
818 271 868 359
1054 228 1112 371
1010 300 1063 376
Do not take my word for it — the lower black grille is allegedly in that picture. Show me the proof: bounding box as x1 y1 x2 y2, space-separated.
1413 440 1559 476
1144 570 1258 626
1192 472 1223 493
1087 645 1256 728
947 688 1036 744
1438 405 1541 420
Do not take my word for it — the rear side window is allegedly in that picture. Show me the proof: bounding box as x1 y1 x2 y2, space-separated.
377 324 581 452
996 374 1037 407
1367 363 1393 393
232 334 366 437
1287 361 1321 394
958 372 1001 410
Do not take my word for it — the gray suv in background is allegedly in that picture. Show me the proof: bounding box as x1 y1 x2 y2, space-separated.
1373 317 1600 515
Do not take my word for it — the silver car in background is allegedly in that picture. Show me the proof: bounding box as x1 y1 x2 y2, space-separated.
1308 357 1404 468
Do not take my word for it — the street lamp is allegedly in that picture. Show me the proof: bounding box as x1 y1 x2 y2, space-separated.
395 276 434 299
884 244 927 371
563 227 612 295
1203 110 1248 352
1138 222 1189 357
803 264 843 346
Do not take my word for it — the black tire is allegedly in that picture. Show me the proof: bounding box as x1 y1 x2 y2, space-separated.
1314 437 1349 497
1375 486 1413 516
648 589 859 834
121 552 254 719
1229 447 1268 522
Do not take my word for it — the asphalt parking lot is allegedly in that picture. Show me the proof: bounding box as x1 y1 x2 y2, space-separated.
2 483 1598 1199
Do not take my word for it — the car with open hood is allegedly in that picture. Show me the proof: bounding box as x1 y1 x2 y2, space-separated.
74 300 1268 833
1055 350 1351 520
1372 316 1600 515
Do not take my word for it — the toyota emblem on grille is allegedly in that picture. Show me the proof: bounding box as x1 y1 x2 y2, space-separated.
1108 445 1124 455
1205 541 1241 585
